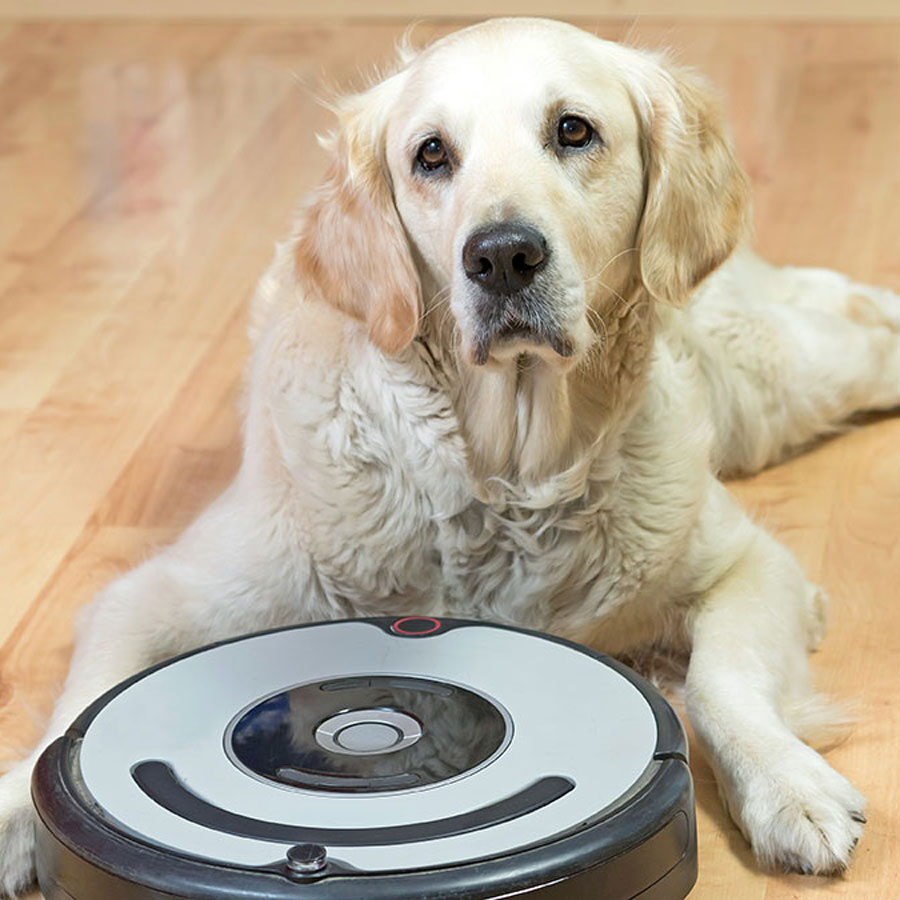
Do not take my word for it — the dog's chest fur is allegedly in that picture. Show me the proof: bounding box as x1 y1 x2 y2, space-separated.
268 330 710 643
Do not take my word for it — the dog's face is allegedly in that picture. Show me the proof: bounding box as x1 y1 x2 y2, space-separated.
295 18 749 368
384 21 645 368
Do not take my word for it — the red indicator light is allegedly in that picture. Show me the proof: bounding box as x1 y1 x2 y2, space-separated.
391 617 442 636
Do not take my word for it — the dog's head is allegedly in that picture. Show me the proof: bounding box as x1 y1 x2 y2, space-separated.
294 17 749 369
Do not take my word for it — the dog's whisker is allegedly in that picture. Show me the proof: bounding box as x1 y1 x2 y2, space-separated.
422 293 452 322
583 247 638 286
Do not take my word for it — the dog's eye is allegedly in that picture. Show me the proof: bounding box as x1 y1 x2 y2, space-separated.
416 137 449 173
557 115 594 149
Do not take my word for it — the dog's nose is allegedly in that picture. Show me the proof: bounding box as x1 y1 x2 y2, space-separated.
462 223 547 294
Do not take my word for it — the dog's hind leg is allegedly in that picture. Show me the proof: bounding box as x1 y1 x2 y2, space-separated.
686 249 900 476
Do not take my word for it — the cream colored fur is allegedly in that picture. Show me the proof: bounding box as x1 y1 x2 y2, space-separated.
3 18 900 893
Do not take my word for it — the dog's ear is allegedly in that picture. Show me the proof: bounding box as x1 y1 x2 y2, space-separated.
635 63 751 307
294 78 421 355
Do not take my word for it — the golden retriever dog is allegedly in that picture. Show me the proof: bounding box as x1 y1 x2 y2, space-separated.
2 17 899 892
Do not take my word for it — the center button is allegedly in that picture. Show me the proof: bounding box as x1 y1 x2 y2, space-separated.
315 708 423 756
336 722 401 753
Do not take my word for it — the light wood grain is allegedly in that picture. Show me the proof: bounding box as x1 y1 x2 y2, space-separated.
3 1 900 21
0 19 898 900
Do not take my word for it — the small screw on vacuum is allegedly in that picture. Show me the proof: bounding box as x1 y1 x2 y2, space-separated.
285 843 328 877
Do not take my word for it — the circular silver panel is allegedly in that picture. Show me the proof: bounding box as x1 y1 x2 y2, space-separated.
223 673 512 794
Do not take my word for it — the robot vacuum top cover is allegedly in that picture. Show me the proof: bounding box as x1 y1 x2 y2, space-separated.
33 617 697 900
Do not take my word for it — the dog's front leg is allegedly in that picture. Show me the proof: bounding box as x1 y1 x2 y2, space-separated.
685 523 866 875
0 485 322 897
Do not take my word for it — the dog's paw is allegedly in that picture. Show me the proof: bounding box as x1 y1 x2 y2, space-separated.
733 744 865 875
0 765 38 898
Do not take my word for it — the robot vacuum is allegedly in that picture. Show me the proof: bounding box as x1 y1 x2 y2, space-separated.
33 617 697 899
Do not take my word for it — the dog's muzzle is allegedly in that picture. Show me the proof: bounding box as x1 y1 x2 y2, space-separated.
462 222 573 365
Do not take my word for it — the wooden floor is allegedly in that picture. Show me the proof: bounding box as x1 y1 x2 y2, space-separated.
0 17 898 899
